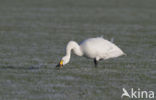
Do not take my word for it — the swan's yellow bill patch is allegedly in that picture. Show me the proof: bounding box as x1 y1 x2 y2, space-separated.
60 60 63 67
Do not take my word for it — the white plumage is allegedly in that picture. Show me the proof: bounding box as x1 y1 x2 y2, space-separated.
56 37 125 67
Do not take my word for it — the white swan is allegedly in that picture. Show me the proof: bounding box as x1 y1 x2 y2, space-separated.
56 37 126 68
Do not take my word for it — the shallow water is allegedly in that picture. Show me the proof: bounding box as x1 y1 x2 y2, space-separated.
0 0 156 100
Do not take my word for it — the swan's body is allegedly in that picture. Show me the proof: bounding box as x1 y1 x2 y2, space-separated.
57 37 125 67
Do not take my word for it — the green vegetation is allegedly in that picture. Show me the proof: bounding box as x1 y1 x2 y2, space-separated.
0 0 156 100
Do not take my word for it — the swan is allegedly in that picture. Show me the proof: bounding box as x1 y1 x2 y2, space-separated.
56 37 126 68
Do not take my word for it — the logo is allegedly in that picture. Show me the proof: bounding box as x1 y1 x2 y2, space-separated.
121 88 155 99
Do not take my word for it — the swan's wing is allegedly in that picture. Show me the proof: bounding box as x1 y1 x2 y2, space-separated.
110 37 114 43
80 37 124 59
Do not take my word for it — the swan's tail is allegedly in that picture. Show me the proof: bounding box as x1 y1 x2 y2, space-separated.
123 53 127 56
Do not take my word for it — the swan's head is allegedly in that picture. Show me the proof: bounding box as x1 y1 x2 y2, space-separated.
56 56 70 68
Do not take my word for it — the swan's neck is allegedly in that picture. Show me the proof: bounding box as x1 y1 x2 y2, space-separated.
65 41 83 58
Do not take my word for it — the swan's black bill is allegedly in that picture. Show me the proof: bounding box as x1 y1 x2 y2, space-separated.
56 60 63 68
56 64 60 67
56 63 63 68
